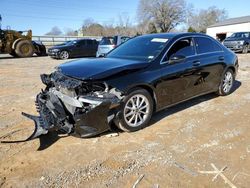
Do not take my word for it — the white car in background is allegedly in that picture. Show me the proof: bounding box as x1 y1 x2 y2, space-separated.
96 35 130 57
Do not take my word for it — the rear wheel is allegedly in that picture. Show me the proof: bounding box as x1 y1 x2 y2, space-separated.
217 69 235 96
59 51 69 59
242 44 249 54
15 40 34 57
116 89 153 132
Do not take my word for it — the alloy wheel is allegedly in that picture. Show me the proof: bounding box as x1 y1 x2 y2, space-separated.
222 71 233 93
123 94 150 127
60 51 69 59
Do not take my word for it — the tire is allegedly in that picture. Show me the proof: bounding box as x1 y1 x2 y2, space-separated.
9 51 18 57
242 45 249 54
59 50 69 59
15 40 34 57
116 88 153 132
217 69 235 96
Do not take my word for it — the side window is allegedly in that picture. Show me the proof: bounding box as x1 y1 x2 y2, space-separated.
86 40 94 45
78 40 86 46
121 37 130 43
166 38 195 61
195 37 222 54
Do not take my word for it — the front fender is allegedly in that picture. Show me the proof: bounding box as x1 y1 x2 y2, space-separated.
12 38 24 49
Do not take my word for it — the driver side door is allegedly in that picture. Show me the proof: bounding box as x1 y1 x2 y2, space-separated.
157 37 202 109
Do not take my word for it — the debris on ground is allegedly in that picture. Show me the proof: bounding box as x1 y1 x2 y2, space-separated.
105 132 119 138
199 163 236 188
132 174 144 188
0 54 250 187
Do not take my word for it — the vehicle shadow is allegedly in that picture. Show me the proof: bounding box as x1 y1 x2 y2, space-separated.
149 80 241 125
38 132 68 151
0 55 47 60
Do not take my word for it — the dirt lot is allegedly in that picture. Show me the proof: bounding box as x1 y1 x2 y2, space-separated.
0 54 250 188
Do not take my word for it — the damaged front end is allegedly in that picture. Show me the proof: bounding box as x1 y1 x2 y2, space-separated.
23 71 123 140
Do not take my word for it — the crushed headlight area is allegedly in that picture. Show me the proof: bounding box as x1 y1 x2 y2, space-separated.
22 71 123 140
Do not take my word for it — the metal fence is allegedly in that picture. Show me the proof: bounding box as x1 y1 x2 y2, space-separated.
32 35 102 47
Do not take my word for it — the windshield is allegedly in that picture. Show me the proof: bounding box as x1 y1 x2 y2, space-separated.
107 36 169 61
67 40 78 45
62 41 71 45
229 32 249 38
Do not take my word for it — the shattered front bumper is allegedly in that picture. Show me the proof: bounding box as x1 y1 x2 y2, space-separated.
22 73 122 140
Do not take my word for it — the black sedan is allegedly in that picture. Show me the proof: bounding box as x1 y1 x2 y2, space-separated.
48 39 98 59
23 33 238 140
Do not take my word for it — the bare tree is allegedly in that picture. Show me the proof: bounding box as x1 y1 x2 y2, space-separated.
82 18 95 29
137 0 187 32
147 22 157 33
80 16 138 37
118 13 130 29
64 28 78 36
116 13 137 36
82 22 105 36
45 26 62 36
188 6 228 33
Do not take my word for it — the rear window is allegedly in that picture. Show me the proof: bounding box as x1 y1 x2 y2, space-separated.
100 37 116 45
195 37 222 54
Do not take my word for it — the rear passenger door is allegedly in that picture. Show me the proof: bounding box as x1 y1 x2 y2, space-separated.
193 37 225 93
86 40 97 56
74 40 87 57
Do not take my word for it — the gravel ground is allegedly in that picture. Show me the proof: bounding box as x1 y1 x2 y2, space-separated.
0 54 250 188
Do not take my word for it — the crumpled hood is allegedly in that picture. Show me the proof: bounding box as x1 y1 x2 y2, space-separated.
58 58 149 80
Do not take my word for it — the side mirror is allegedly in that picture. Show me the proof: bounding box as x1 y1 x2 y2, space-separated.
74 42 80 47
169 55 186 64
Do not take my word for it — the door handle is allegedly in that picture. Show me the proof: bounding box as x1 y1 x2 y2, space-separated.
218 56 225 61
193 61 200 66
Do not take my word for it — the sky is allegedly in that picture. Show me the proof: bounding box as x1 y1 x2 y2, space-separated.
0 0 249 35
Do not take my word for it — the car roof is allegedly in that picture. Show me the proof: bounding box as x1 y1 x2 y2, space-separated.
77 38 96 41
138 32 209 39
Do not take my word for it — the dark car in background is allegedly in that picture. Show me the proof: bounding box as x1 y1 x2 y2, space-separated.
223 32 250 53
48 39 98 59
32 41 47 56
96 35 130 57
24 33 238 140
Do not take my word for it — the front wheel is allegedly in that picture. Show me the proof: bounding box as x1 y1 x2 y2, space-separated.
217 69 235 96
116 89 153 132
15 40 34 57
59 51 69 59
